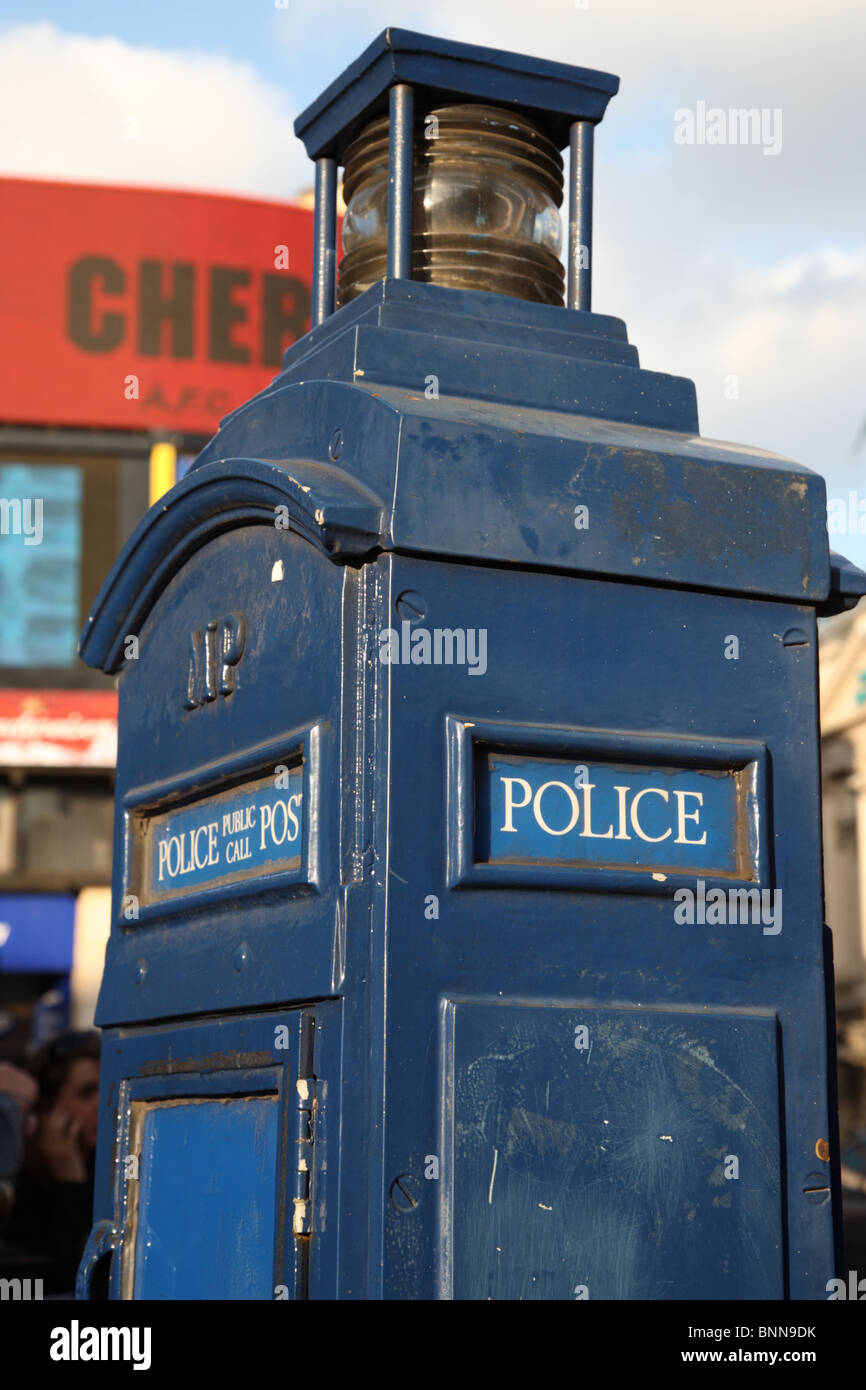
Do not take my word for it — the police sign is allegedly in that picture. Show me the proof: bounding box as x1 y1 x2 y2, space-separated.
486 756 741 875
448 718 767 891
147 771 303 899
130 764 306 909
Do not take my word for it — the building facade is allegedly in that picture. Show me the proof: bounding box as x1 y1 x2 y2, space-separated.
821 607 866 1159
0 177 312 1053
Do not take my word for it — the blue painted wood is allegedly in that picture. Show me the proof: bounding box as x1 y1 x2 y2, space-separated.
443 1002 783 1300
277 278 638 372
293 29 619 161
84 1010 339 1300
378 556 835 1298
92 525 342 1019
134 1096 280 1300
79 456 385 672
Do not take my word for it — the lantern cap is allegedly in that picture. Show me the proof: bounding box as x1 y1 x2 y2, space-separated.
294 27 619 163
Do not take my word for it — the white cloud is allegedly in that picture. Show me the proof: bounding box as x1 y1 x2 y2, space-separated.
596 160 866 567
0 21 310 197
674 248 866 459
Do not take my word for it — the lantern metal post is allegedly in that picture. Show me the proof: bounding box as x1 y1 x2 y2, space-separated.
388 83 414 281
312 156 337 325
568 119 594 311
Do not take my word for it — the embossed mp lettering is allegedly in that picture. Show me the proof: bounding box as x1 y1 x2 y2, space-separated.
185 612 246 709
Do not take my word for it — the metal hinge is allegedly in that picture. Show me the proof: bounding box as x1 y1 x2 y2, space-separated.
292 1075 317 1237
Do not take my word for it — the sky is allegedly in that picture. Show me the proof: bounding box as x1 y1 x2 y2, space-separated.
1 0 865 568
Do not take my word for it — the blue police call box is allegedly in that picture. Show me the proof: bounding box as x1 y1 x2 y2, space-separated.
76 29 865 1301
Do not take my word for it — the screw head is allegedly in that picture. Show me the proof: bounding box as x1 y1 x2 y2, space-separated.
389 1173 420 1212
395 590 427 624
328 428 343 461
802 1170 831 1205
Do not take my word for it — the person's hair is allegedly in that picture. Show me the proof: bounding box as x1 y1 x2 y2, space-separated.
28 1030 101 1115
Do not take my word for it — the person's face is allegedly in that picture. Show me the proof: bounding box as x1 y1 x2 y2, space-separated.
57 1058 100 1151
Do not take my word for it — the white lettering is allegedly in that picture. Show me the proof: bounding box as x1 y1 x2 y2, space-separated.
533 781 581 836
629 787 672 843
580 784 614 838
613 785 631 840
673 790 707 845
500 777 532 833
166 836 181 877
193 824 209 870
271 798 288 844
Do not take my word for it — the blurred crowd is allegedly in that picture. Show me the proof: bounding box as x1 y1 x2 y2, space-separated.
0 1030 100 1297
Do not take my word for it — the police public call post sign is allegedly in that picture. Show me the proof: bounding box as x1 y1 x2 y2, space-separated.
447 718 767 892
133 767 304 908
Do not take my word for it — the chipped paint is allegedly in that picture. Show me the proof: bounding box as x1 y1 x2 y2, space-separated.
488 1148 499 1204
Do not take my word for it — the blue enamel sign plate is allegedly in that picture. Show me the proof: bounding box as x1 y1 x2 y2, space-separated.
478 753 754 879
138 767 304 904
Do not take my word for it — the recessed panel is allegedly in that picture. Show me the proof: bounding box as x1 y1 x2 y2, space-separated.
128 1095 280 1300
138 765 303 905
446 717 769 893
441 1001 784 1300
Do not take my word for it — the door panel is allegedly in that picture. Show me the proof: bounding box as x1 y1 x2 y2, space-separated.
441 1000 783 1300
90 1008 331 1300
125 1095 281 1300
381 555 832 1297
